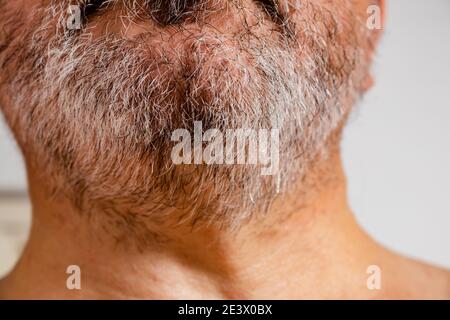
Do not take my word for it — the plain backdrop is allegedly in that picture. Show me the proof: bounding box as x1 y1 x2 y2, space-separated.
1 0 449 268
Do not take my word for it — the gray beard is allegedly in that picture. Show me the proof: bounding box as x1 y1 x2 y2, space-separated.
0 1 370 230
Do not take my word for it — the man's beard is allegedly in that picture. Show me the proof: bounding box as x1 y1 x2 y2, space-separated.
0 0 372 229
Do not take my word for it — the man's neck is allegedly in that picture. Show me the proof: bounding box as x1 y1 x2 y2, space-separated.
0 155 405 299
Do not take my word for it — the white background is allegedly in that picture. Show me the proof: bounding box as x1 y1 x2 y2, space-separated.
1 0 450 268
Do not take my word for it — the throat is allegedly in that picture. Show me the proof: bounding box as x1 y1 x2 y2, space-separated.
0 152 378 299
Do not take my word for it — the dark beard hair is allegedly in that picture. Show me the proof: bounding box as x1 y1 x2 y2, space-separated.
81 0 291 27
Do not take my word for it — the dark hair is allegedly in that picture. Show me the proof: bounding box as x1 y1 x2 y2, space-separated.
80 0 287 27
148 0 203 25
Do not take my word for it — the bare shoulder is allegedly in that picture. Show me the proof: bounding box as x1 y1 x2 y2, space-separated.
407 259 450 299
0 278 7 300
381 252 450 299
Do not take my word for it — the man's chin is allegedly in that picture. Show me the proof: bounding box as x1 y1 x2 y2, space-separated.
0 0 370 228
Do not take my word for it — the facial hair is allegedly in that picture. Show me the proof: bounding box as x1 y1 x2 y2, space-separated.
0 0 373 229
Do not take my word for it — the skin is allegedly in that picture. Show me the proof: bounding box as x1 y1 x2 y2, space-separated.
0 0 449 299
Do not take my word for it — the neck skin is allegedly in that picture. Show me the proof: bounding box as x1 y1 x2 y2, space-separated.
0 150 447 299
